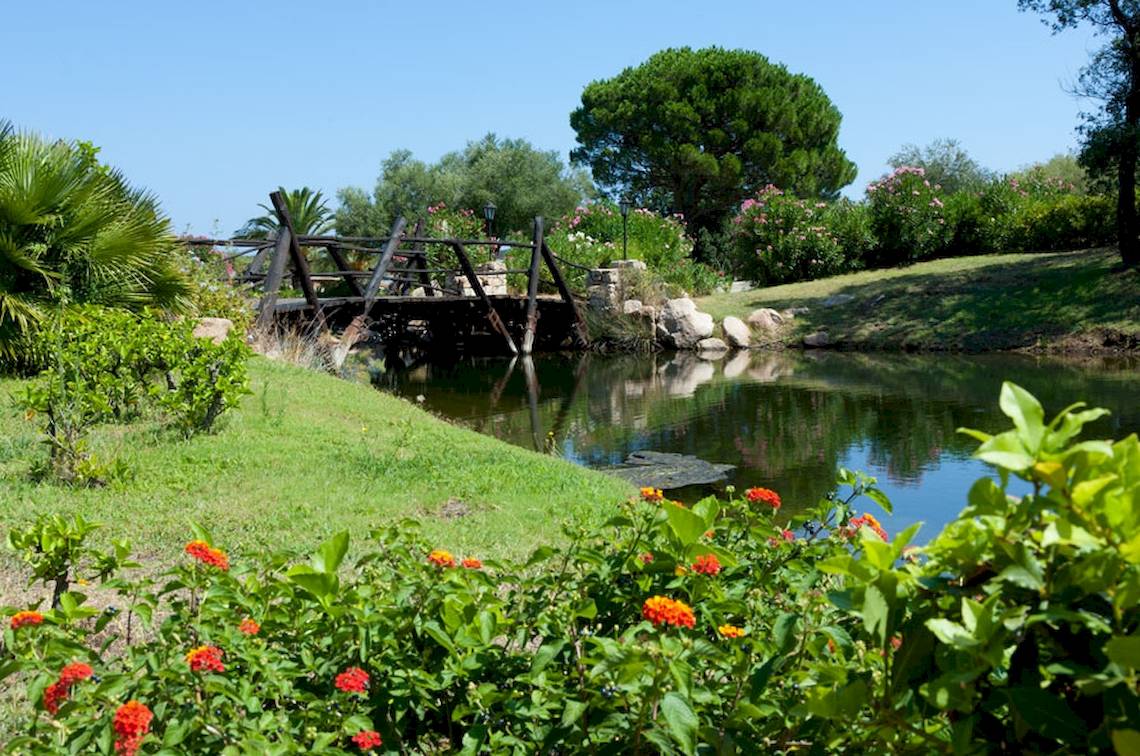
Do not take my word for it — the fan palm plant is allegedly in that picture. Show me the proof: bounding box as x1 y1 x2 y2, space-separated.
237 186 335 238
0 121 190 367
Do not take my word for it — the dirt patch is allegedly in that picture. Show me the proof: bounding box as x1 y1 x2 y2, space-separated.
1036 327 1140 355
435 498 473 521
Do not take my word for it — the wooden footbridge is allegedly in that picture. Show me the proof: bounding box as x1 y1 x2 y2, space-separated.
188 191 589 355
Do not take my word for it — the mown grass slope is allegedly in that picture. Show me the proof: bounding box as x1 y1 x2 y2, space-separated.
698 249 1140 352
0 358 633 566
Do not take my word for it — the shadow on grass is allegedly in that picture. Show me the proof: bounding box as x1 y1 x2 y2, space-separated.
748 250 1140 350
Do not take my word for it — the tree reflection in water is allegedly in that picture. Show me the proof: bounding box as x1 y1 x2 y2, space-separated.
364 349 1140 537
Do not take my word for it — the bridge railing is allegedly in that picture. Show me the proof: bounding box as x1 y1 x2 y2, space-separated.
181 191 588 355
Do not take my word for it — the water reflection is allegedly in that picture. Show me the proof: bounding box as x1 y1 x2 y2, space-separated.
360 350 1140 538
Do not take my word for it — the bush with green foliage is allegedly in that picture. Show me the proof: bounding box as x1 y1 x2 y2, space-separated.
866 166 951 266
1012 193 1116 251
5 384 1138 753
731 186 850 284
543 203 723 295
18 307 250 484
0 122 190 368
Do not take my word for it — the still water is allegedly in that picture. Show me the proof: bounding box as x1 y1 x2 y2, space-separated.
364 351 1140 540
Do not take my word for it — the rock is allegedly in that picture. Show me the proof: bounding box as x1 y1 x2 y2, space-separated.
587 268 622 285
721 316 751 348
821 293 854 307
747 308 784 332
785 306 810 316
622 299 643 315
192 317 233 345
803 331 831 348
696 338 728 358
658 297 714 349
610 259 647 270
604 450 735 490
729 280 755 293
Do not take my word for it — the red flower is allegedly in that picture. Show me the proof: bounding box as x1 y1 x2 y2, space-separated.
638 552 654 564
59 662 94 686
10 610 43 630
43 681 69 714
846 513 888 541
186 645 225 673
461 557 483 570
239 618 260 635
352 730 383 750
185 540 230 571
642 596 696 629
335 666 369 695
745 487 781 510
781 529 795 542
113 700 152 756
691 553 721 576
427 549 457 568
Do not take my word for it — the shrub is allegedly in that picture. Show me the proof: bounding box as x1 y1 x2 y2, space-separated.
542 203 722 294
18 307 250 483
0 123 190 368
1011 193 1115 251
944 179 1024 255
866 166 951 265
731 186 850 284
822 199 876 269
5 384 1135 753
176 244 257 333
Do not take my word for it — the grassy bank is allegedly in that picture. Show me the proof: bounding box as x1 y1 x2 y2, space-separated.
698 249 1140 352
0 358 633 567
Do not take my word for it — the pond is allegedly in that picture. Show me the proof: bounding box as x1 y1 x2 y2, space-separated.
359 350 1140 540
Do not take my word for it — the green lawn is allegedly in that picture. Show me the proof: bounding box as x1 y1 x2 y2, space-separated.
699 249 1140 352
0 358 633 569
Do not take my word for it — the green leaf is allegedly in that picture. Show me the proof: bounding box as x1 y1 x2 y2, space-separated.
311 531 349 574
925 619 978 649
1106 635 1140 670
1005 686 1086 743
1111 729 1140 756
1000 382 1045 453
864 486 893 514
665 504 707 547
660 692 698 756
531 641 566 673
286 566 338 603
862 584 889 644
560 699 587 729
975 431 1035 471
774 613 799 654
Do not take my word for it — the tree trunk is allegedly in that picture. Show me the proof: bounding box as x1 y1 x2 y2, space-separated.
1122 60 1140 268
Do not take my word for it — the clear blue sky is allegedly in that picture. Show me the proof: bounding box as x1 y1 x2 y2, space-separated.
3 0 1101 235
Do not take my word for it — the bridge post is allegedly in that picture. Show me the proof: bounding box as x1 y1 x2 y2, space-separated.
256 227 292 329
269 191 322 321
520 216 544 355
362 216 408 311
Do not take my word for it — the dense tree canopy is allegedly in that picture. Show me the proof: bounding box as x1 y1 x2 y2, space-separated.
569 47 857 247
887 138 991 193
336 135 592 238
1020 0 1140 266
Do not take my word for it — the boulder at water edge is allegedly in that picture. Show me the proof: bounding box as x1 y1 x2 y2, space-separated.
746 308 784 332
656 297 714 349
722 316 750 348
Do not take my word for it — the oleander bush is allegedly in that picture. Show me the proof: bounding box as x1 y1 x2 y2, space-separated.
731 186 851 284
18 306 250 484
866 167 952 266
3 384 1139 753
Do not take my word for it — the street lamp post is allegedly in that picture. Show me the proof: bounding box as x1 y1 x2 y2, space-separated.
619 196 631 259
483 201 496 238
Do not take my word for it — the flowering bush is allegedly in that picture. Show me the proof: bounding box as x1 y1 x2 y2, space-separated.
3 384 1140 752
542 202 723 295
866 166 951 265
731 186 851 284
